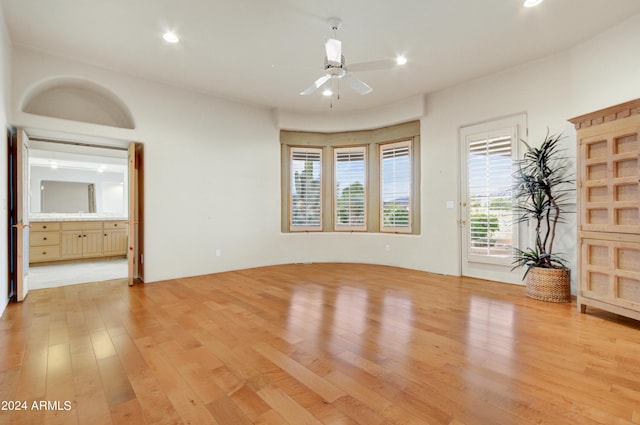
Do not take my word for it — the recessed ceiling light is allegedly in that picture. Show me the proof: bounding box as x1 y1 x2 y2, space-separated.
523 0 543 7
322 89 333 97
50 161 58 169
396 56 407 65
163 31 180 43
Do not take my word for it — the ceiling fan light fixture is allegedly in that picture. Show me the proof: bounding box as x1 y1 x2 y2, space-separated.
325 38 342 64
396 56 408 65
163 31 180 43
322 89 333 97
523 0 543 7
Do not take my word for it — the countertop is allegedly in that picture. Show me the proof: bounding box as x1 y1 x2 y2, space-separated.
29 213 129 222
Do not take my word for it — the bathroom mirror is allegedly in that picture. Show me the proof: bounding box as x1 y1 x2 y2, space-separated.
40 181 96 213
29 142 128 216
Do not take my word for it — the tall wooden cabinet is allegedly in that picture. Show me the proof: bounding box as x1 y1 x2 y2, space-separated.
570 99 640 321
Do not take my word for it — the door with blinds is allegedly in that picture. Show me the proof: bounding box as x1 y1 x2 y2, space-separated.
460 114 525 284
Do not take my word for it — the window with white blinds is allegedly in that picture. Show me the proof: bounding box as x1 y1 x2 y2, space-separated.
290 147 322 231
380 140 412 233
281 122 420 234
466 132 514 260
334 146 367 231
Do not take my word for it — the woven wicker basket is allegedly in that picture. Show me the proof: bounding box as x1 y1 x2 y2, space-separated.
525 267 571 303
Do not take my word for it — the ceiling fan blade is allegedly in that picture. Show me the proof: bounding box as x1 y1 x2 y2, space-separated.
300 74 331 95
342 73 373 95
325 38 342 63
348 59 396 72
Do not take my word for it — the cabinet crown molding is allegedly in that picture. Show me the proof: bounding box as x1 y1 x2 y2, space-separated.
569 98 640 130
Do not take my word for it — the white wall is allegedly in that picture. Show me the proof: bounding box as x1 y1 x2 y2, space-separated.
11 48 283 282
5 13 640 293
0 6 10 317
277 95 425 132
569 14 640 117
423 53 576 285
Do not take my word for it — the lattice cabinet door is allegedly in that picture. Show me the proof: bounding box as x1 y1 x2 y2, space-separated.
578 116 640 234
581 238 640 317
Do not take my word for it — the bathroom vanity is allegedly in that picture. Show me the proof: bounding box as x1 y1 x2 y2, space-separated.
29 215 128 264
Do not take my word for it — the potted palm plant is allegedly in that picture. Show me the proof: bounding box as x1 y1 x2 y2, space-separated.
512 131 574 302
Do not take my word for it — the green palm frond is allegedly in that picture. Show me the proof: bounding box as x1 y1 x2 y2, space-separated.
511 129 575 280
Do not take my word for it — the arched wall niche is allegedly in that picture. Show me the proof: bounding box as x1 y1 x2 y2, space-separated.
21 77 135 129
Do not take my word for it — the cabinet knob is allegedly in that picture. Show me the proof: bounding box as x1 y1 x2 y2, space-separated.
43 225 47 229
104 234 107 237
78 235 82 238
43 237 47 240
42 252 46 255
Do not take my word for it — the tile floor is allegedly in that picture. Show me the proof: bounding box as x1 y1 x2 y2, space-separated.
28 258 128 290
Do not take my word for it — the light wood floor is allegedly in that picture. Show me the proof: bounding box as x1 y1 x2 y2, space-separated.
1 263 640 425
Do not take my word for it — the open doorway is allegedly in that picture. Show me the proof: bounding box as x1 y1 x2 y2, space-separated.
29 140 128 289
8 131 143 295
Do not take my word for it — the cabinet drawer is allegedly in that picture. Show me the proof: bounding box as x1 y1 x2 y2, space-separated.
62 221 103 231
29 246 61 262
104 221 128 230
30 231 60 246
30 222 60 231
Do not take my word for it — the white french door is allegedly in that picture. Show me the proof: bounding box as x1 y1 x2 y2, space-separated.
460 114 525 284
15 129 30 301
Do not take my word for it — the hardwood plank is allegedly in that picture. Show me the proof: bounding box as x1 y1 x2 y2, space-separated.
253 409 289 425
126 368 184 425
134 336 217 425
1 263 640 424
253 342 345 403
159 340 226 404
96 355 136 408
228 384 271 422
69 335 112 425
256 384 324 425
109 398 147 425
44 343 77 425
206 395 253 425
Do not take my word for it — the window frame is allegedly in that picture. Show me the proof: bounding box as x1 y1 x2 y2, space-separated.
379 139 413 234
280 121 420 235
333 145 368 232
288 146 323 232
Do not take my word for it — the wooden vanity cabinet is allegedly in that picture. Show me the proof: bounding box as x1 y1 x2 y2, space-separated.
29 220 128 264
29 222 61 262
103 221 128 256
61 221 104 259
570 99 640 321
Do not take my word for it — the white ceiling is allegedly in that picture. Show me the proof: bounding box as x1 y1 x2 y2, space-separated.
2 0 640 113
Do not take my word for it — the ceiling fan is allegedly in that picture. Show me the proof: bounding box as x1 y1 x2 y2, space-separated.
299 19 402 98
